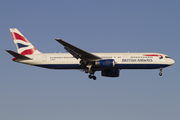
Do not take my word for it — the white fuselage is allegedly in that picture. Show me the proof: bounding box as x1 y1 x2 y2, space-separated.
14 52 175 70
8 28 175 79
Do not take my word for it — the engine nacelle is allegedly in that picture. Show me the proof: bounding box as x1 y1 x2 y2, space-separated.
101 69 120 77
95 59 115 67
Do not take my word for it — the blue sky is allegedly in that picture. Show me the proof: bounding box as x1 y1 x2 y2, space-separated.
1 0 180 120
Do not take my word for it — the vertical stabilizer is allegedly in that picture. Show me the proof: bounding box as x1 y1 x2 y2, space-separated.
10 28 41 55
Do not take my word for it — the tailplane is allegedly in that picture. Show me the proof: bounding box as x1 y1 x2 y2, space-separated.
10 28 41 55
6 50 32 60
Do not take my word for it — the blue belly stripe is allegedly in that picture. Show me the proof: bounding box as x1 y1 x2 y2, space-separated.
115 64 170 69
35 64 170 69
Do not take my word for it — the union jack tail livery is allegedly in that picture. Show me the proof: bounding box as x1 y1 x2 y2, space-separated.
10 28 41 55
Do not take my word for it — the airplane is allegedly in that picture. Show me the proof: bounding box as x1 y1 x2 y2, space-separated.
6 28 175 80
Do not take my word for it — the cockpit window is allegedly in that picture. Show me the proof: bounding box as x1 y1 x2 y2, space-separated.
165 56 171 58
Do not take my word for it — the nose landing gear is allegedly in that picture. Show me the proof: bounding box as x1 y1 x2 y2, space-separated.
159 68 163 76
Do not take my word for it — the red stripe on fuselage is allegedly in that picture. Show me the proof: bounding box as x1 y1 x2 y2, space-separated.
144 54 163 58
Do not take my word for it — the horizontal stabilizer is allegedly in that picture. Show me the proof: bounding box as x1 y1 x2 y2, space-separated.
6 50 32 60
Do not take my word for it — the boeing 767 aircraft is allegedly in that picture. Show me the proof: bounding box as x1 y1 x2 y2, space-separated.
6 28 175 80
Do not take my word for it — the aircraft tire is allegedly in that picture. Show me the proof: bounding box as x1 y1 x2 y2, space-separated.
89 75 92 79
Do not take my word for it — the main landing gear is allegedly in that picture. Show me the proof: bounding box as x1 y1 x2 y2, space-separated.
85 64 97 80
159 68 163 76
89 74 97 80
80 60 97 80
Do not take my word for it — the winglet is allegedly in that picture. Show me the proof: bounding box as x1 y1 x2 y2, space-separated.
6 50 32 60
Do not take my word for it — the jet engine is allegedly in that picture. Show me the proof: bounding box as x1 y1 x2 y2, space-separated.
101 69 120 77
95 59 115 67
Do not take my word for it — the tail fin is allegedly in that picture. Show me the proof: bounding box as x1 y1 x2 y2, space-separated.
10 28 41 55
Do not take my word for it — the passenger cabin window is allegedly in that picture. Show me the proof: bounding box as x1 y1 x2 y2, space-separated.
165 56 171 58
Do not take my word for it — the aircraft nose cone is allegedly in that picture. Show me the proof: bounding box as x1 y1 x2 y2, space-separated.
172 59 175 65
169 59 175 65
166 58 175 65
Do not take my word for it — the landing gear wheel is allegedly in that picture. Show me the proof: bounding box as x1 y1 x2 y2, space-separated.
159 68 163 76
88 75 97 80
93 76 96 80
89 75 92 79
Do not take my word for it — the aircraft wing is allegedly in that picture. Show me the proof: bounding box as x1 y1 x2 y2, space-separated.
55 39 101 61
